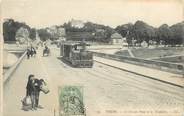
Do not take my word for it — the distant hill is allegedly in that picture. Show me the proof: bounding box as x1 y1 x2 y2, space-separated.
63 20 115 43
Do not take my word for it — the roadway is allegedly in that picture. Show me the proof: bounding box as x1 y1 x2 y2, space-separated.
3 46 184 116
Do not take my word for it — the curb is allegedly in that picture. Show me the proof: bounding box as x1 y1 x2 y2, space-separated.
3 51 27 85
92 52 184 75
95 60 184 88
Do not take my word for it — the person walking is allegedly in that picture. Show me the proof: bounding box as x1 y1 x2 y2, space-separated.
30 46 34 57
33 79 46 108
24 75 49 111
26 48 31 59
26 74 36 110
32 47 37 57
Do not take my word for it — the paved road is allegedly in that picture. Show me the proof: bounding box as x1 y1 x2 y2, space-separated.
3 46 184 116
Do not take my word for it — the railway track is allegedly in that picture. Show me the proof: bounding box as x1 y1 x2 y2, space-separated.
82 63 184 102
94 59 184 88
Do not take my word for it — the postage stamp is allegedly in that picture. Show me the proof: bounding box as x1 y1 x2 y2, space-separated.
58 86 85 116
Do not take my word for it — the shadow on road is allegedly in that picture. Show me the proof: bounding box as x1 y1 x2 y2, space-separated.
21 102 44 111
57 57 74 68
56 57 92 68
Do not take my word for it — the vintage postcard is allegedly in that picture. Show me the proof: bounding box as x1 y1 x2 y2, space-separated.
1 0 184 116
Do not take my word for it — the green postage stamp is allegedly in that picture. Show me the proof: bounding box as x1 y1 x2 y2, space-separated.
58 86 85 116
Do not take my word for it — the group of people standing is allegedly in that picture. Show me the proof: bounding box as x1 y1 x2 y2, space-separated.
23 74 47 110
27 46 37 59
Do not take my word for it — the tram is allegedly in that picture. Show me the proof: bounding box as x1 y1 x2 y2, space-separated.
60 41 93 68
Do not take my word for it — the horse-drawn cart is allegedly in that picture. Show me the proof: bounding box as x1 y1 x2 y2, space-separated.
43 47 51 56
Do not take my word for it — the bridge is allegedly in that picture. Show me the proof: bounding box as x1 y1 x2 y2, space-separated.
3 45 184 116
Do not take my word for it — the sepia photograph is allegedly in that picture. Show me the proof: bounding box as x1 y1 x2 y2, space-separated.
1 0 184 116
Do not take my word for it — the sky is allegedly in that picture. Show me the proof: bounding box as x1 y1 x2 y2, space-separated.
1 0 184 29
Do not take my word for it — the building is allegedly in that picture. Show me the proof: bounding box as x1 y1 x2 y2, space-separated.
141 41 148 47
46 26 66 40
58 27 66 37
95 29 105 33
70 19 84 28
46 26 58 40
122 37 128 47
110 32 123 45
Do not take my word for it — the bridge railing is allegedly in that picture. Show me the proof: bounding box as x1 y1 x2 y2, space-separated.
3 50 27 85
93 52 184 75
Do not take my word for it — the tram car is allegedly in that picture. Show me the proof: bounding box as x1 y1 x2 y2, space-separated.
60 41 93 68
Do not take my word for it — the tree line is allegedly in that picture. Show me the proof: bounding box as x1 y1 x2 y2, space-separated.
115 20 184 46
3 18 184 46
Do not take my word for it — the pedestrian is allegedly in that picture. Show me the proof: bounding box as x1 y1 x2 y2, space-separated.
32 47 37 57
30 46 34 57
33 78 46 108
45 45 48 51
26 48 31 59
26 74 36 110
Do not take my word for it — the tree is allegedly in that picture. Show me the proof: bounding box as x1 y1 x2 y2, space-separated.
37 29 51 41
3 19 17 41
115 21 156 47
115 23 133 37
170 22 184 46
132 21 155 46
29 28 36 40
157 24 173 46
115 23 134 46
15 27 30 44
3 19 31 42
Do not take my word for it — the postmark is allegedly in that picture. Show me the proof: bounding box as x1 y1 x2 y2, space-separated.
58 86 85 116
